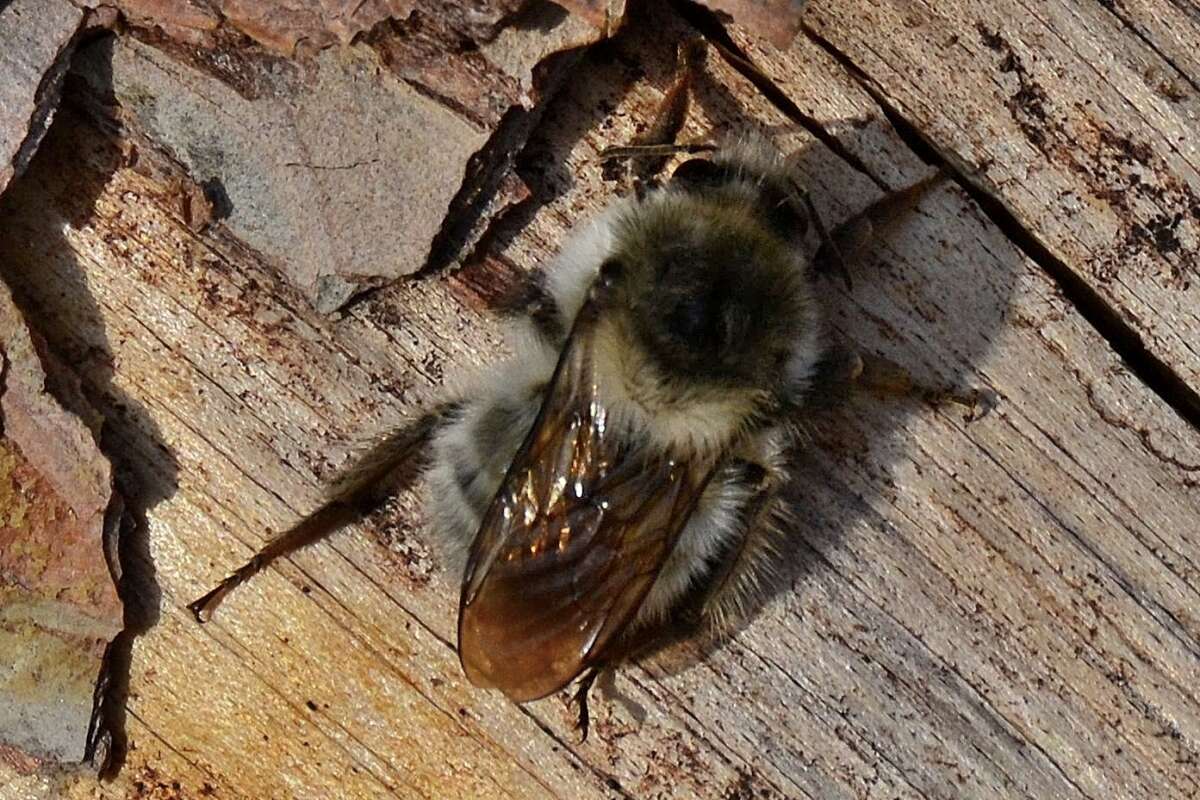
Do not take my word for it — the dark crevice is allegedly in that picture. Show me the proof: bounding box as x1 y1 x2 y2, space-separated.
5 98 178 781
85 499 155 781
9 7 101 186
802 23 1200 433
671 0 882 189
340 48 587 315
420 105 540 276
336 102 539 314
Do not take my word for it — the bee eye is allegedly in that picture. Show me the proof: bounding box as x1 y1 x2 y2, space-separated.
671 158 725 189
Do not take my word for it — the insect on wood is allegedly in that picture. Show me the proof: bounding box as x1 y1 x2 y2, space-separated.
188 38 985 740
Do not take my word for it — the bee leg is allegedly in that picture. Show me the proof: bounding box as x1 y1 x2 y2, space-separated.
503 269 568 345
571 667 603 742
187 502 359 623
187 403 455 622
812 169 949 286
568 617 696 741
597 142 717 161
600 38 708 190
848 349 990 422
788 182 852 290
690 462 788 634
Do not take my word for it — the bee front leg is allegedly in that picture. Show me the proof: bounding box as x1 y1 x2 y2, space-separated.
834 345 990 422
599 38 708 190
812 169 948 285
503 269 568 345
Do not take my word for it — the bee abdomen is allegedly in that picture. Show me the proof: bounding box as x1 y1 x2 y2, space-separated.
424 368 548 573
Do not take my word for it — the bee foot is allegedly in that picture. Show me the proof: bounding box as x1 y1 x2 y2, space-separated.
571 668 602 743
925 387 995 423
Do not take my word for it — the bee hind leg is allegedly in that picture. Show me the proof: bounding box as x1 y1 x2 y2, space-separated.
688 462 791 636
571 667 603 742
187 404 454 622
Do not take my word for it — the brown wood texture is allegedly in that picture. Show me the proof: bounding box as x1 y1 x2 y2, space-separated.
802 0 1200 408
1 0 1198 798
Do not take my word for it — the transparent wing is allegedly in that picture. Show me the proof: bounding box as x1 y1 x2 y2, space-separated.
458 303 714 702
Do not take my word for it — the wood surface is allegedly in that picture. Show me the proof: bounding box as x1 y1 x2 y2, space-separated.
0 0 1197 798
0 0 82 193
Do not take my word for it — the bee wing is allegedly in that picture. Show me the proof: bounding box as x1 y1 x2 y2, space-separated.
458 304 714 702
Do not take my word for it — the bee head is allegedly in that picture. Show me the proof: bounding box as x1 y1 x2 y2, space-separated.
591 192 818 434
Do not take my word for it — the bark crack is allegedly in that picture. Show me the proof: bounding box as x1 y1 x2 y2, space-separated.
283 158 381 171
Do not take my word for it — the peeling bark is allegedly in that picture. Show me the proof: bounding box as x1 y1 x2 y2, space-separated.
65 2 604 312
0 281 122 768
0 0 85 195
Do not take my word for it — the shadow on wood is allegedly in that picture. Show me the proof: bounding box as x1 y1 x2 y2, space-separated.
0 75 179 777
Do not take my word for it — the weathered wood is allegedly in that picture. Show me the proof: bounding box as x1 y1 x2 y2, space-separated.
0 0 84 194
0 0 1197 797
493 7 1200 796
801 0 1200 410
1100 0 1200 91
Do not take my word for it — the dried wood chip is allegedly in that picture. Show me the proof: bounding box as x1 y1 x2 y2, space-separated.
551 0 628 37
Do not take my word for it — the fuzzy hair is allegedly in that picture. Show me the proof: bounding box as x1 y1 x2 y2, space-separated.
425 136 818 631
423 353 552 574
634 425 792 629
533 189 820 460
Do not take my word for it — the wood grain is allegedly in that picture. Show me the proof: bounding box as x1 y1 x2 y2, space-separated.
0 0 1197 797
801 0 1200 407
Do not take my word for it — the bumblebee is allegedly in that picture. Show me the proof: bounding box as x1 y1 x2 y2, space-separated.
191 45 980 739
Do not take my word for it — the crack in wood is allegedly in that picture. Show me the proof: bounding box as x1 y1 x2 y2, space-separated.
672 0 881 188
800 22 1200 434
1096 0 1200 96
